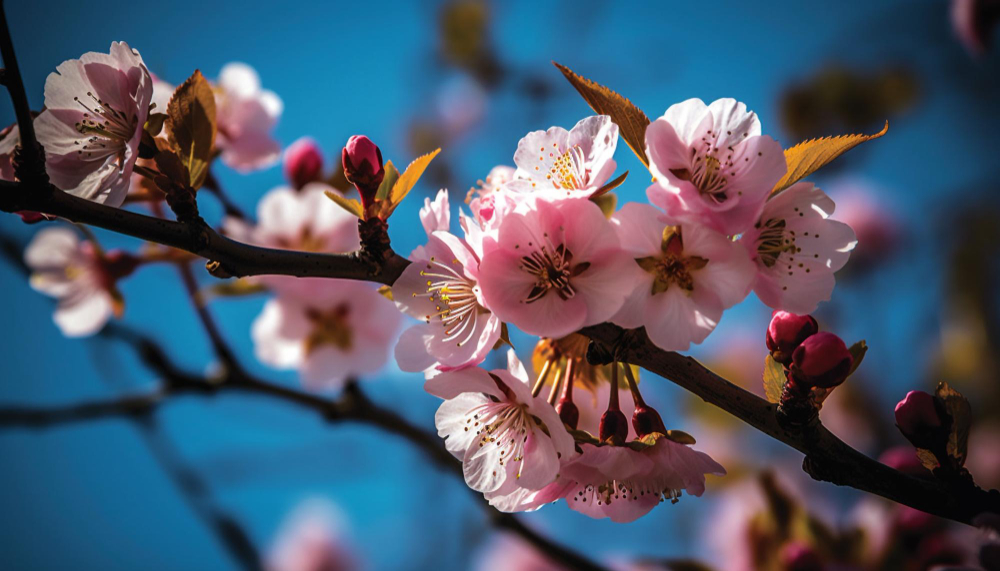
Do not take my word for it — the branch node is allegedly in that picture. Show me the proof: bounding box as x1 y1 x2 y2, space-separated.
206 260 233 279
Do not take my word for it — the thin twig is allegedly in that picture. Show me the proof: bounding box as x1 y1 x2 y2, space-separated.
0 1 40 166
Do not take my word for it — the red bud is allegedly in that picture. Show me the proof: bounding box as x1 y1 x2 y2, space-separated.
283 137 324 189
632 404 667 439
556 399 579 430
342 135 384 206
790 332 852 388
894 390 946 447
767 311 818 365
599 409 628 443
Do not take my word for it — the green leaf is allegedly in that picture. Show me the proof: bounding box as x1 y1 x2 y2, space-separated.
592 192 617 219
324 190 363 218
554 62 651 167
763 354 786 404
847 340 868 376
374 160 399 202
936 381 972 467
144 113 168 137
165 70 217 190
772 121 888 194
388 149 441 214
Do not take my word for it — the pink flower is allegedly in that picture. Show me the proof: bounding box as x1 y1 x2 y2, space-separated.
267 499 358 571
610 202 755 352
478 197 638 338
556 435 725 523
645 98 786 236
215 63 283 172
828 180 900 268
419 188 450 235
467 165 517 230
283 137 325 190
34 42 153 207
509 115 619 199
425 350 576 495
25 227 136 337
251 279 400 390
741 182 856 314
766 310 819 365
393 230 500 373
474 533 569 571
236 184 359 292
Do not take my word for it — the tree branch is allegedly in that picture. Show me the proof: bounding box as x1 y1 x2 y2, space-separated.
0 0 41 169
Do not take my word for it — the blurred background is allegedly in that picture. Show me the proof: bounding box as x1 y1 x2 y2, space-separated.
1 0 999 569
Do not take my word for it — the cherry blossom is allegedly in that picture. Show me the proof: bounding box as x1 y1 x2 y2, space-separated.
466 165 518 231
267 499 358 571
251 278 401 390
393 230 500 373
478 196 640 338
425 350 576 495
34 41 152 207
645 98 786 236
610 202 755 352
740 182 856 314
24 227 136 337
509 115 619 199
419 188 451 235
214 62 283 172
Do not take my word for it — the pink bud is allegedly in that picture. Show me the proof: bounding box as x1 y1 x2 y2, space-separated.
632 404 667 439
767 311 818 365
790 332 852 388
895 390 944 444
283 137 324 189
342 135 384 206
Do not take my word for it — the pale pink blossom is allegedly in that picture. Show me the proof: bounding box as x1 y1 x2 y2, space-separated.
419 188 450 235
35 42 152 207
267 499 358 571
478 196 639 338
0 123 18 181
610 202 755 352
251 279 400 390
25 227 135 337
425 350 576 495
393 230 500 373
466 165 517 231
475 533 569 571
214 62 283 172
510 115 619 199
740 182 856 314
828 179 900 267
645 98 786 236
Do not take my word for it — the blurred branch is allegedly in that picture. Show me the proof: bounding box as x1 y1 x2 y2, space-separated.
0 0 42 174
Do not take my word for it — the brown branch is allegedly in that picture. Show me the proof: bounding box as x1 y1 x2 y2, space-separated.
0 0 41 171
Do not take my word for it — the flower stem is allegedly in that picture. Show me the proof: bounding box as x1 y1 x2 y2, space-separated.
531 359 554 398
622 364 646 407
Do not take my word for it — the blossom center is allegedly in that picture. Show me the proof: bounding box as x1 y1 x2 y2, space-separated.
417 256 485 347
546 145 588 190
520 239 589 303
671 139 736 203
754 218 799 268
303 304 353 355
73 92 136 168
465 400 533 471
636 229 708 294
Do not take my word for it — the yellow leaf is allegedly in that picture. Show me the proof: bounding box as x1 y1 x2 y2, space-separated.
388 149 441 214
847 340 867 376
554 62 651 167
165 70 217 189
377 285 393 301
324 190 363 218
374 160 399 202
592 192 617 219
763 355 786 404
936 381 972 467
772 121 888 194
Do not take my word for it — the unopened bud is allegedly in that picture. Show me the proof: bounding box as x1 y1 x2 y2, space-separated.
342 135 384 206
283 137 324 189
767 311 818 365
599 409 628 444
17 210 47 224
894 390 946 448
556 399 579 430
789 332 852 389
632 404 667 439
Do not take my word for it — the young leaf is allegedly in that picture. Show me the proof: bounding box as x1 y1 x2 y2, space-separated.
374 160 399 202
324 190 363 218
847 340 868 376
165 70 217 190
936 381 972 467
592 192 617 219
591 170 628 199
772 121 888 194
388 148 441 213
554 62 651 167
763 354 786 404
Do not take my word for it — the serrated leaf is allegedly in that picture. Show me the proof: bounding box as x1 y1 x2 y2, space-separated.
592 192 617 218
591 170 628 199
388 149 441 213
554 62 651 167
936 381 972 467
763 354 786 404
165 70 217 190
847 340 867 376
772 121 888 194
324 190 363 218
374 160 399 202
